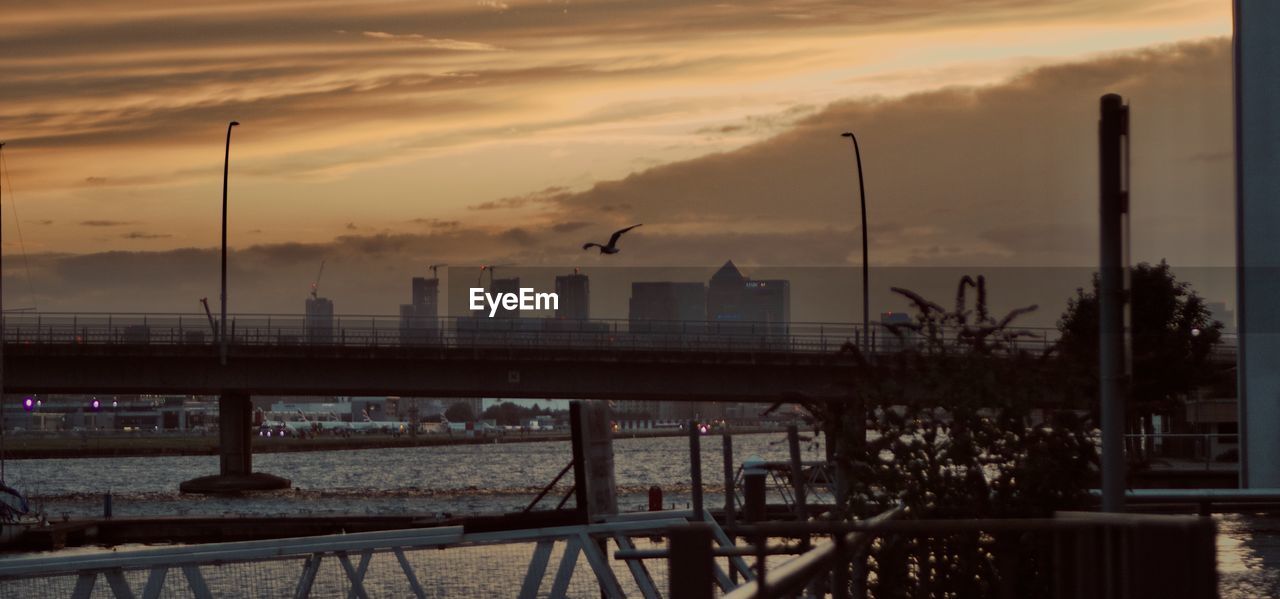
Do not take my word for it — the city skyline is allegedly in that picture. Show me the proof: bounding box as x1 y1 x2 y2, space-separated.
0 1 1235 316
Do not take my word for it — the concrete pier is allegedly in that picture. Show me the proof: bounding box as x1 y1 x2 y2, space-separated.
179 392 290 494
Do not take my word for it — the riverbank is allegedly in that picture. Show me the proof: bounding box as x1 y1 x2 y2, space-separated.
0 427 782 460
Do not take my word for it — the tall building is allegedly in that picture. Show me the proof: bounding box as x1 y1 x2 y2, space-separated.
305 296 334 344
706 261 790 336
707 261 748 322
411 277 439 318
555 272 590 320
400 275 441 344
629 282 706 332
743 279 790 335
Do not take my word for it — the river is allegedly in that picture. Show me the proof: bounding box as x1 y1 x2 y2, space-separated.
4 432 1279 597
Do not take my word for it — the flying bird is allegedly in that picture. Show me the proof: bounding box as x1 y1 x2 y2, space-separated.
582 224 642 254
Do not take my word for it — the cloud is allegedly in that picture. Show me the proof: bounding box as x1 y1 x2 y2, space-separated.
361 31 502 51
550 221 591 233
80 220 135 227
122 231 173 240
409 218 462 230
535 38 1233 268
468 187 570 211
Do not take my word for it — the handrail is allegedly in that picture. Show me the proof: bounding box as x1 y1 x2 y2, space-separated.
721 505 905 599
0 517 690 580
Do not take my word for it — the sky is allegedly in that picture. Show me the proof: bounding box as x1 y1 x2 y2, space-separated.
0 0 1235 317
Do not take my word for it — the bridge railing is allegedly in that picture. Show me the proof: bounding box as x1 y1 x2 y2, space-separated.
0 312 1237 357
0 511 752 598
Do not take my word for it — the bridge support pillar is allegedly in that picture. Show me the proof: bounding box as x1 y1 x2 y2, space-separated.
179 393 290 494
219 392 252 476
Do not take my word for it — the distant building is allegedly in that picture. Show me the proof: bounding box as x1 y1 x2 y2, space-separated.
629 282 706 329
411 277 440 318
555 272 590 320
707 260 749 322
305 296 334 344
400 275 442 344
706 261 790 336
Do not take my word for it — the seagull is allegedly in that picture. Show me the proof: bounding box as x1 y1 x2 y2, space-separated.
582 224 642 254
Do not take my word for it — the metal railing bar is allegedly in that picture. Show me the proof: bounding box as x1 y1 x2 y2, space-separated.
0 519 697 581
721 506 904 599
547 536 582 598
615 545 803 560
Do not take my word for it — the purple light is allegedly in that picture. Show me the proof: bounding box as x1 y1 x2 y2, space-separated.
91 399 101 410
22 397 34 412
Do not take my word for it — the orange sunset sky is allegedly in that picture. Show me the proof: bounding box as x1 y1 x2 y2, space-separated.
0 0 1235 315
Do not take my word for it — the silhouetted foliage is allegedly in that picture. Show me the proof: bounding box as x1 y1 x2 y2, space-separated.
1056 260 1224 430
443 401 476 423
481 401 558 426
806 276 1097 597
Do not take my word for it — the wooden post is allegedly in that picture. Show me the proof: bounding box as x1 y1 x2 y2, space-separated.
669 523 715 599
570 401 617 521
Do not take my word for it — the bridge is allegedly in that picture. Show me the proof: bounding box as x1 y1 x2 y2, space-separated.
0 312 1236 492
2 312 877 401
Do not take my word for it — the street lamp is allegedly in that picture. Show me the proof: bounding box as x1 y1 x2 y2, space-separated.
221 121 239 366
841 132 870 350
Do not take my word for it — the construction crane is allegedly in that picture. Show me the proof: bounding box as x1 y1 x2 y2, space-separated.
477 263 513 287
310 260 326 300
199 298 217 339
428 263 447 279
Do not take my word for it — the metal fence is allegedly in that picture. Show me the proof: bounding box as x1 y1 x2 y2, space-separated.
1 311 1179 357
661 510 1217 599
0 511 749 598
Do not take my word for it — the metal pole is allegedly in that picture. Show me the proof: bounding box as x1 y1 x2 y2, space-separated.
1099 94 1129 512
787 424 806 520
0 142 5 482
842 132 870 349
220 121 239 366
1235 0 1280 489
689 420 704 521
721 428 737 583
722 429 735 525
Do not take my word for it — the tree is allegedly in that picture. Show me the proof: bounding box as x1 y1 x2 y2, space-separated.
481 401 555 426
807 276 1096 597
444 401 476 423
1056 260 1224 435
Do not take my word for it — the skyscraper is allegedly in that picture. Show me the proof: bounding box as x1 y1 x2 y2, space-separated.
411 277 439 318
629 282 706 331
305 296 334 344
555 272 590 320
706 261 790 336
400 274 441 344
707 260 747 322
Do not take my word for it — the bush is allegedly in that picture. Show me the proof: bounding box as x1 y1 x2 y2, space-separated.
809 276 1099 597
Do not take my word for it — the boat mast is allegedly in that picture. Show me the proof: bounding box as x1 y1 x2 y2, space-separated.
1 141 7 482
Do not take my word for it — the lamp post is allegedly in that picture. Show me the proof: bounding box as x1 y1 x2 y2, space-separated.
221 121 239 366
841 132 870 350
